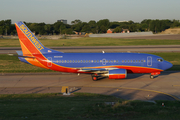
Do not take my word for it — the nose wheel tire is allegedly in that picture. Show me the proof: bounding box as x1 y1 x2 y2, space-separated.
150 75 154 79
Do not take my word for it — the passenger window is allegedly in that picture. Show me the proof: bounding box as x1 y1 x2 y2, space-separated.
59 60 61 63
97 60 99 63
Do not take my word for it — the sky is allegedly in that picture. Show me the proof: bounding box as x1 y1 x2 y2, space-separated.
1 0 180 24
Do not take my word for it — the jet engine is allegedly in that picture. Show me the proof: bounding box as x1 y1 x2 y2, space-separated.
108 69 127 79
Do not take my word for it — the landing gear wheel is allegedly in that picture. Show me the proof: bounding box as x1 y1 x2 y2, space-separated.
92 76 97 81
91 74 99 81
150 75 154 79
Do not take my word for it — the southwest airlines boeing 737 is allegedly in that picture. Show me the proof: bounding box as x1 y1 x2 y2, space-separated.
15 21 173 80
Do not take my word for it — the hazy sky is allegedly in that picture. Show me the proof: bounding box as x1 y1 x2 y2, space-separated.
1 0 180 24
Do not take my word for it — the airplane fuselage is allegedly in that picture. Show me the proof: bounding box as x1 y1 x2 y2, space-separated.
21 52 171 74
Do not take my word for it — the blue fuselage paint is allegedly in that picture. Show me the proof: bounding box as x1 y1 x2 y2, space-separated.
42 52 172 71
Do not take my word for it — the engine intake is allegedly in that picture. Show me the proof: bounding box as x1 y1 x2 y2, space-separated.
108 69 127 79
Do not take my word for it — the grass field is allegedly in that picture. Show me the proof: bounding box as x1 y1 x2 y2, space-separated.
1 38 180 47
0 93 180 120
0 52 179 73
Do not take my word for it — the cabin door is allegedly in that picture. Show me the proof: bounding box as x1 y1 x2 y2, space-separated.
47 57 52 67
147 56 152 66
102 59 106 65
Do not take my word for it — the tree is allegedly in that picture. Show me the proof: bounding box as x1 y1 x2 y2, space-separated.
59 24 67 34
97 19 110 32
141 19 152 31
0 26 4 35
44 24 52 35
88 20 97 33
81 24 91 33
171 19 180 28
113 27 122 33
71 19 82 25
99 25 107 33
109 22 120 29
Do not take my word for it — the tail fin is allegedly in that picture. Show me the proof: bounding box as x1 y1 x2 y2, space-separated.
15 21 60 56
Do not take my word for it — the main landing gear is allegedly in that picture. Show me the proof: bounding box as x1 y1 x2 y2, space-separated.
150 72 161 79
91 74 99 81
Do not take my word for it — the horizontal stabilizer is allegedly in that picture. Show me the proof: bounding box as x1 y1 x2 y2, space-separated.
15 51 35 58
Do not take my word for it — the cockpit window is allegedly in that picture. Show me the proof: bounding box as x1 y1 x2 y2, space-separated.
157 58 163 62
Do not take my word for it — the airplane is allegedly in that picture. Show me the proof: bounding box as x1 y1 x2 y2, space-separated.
14 21 173 81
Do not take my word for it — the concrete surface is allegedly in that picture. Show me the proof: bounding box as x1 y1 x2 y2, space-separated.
0 71 180 101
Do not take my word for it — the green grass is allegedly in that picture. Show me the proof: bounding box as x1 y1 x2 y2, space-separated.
1 38 180 47
0 52 180 73
0 93 180 120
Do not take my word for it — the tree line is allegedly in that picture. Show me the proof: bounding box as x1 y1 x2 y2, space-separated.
0 19 180 35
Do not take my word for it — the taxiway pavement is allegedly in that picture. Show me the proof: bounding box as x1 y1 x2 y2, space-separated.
0 71 180 101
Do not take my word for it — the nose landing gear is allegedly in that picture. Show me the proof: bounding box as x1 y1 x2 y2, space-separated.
150 72 161 79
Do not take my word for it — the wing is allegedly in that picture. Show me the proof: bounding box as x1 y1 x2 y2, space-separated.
77 67 118 74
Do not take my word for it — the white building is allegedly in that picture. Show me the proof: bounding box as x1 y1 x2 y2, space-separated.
57 19 67 24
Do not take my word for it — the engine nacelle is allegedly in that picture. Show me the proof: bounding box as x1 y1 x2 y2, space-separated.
108 69 127 79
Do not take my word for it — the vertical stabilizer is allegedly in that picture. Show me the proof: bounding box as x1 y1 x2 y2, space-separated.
15 21 60 56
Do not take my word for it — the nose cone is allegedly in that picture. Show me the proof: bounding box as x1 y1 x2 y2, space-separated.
163 61 173 70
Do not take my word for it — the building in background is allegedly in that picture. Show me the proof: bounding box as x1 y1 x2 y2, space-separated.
57 19 67 24
107 29 114 33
